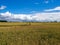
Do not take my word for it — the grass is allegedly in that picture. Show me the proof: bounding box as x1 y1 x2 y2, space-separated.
0 22 60 45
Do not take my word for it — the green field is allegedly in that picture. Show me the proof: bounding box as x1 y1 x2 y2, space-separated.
0 22 60 45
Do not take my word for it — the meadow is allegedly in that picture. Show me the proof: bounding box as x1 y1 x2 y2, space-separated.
0 22 60 45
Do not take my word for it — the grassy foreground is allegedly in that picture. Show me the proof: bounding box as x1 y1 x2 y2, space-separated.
0 22 60 45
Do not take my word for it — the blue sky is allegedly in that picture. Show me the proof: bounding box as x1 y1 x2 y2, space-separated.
0 0 60 22
0 0 60 14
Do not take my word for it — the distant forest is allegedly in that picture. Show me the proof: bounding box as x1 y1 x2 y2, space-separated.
0 20 7 22
0 20 58 22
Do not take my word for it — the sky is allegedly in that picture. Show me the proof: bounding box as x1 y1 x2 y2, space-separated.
0 0 60 22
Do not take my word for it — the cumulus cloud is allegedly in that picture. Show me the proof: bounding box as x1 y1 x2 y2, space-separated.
0 11 60 22
0 11 32 22
44 6 60 11
0 5 6 10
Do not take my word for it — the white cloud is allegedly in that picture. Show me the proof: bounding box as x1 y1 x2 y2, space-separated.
44 0 49 4
0 11 11 17
30 11 36 13
0 5 6 10
0 11 60 22
44 6 60 11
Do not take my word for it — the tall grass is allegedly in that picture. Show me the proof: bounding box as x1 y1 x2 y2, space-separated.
0 22 60 45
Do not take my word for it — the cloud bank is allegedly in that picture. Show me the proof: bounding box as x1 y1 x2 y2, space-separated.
0 11 60 22
0 6 60 22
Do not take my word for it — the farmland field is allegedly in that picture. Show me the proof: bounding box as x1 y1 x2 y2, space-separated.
0 22 60 45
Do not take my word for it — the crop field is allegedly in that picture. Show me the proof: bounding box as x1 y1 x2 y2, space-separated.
0 22 60 45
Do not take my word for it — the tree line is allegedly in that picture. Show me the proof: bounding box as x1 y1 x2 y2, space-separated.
0 20 7 22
